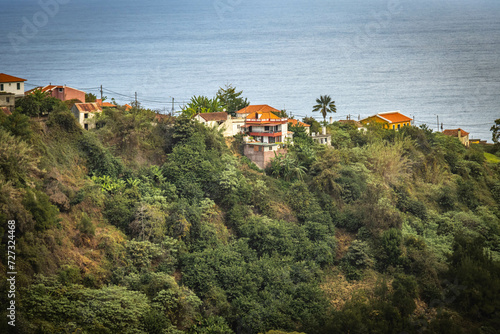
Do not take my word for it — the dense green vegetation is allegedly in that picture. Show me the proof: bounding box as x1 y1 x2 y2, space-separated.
1 96 500 333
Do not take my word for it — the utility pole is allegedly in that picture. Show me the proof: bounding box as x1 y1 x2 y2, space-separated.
100 85 103 101
171 97 174 115
413 116 415 126
441 122 443 131
135 92 138 106
437 115 439 132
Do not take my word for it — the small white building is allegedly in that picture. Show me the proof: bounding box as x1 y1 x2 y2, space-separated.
311 126 331 145
0 73 27 97
71 103 102 130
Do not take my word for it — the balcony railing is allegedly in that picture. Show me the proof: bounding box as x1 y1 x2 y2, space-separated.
249 131 282 137
246 118 287 123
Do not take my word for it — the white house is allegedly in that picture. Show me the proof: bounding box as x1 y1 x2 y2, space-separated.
71 103 102 130
0 73 27 97
194 112 236 137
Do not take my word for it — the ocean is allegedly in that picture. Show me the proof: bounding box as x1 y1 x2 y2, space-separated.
1 0 499 141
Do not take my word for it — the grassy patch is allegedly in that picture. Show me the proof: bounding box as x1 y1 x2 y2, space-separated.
484 152 500 164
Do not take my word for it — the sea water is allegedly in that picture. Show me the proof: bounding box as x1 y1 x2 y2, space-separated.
1 0 499 141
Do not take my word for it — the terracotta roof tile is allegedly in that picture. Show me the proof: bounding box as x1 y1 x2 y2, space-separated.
442 128 469 137
235 105 280 114
246 111 285 121
375 111 412 123
1 107 12 115
73 103 102 113
288 118 310 127
196 112 228 122
0 73 27 83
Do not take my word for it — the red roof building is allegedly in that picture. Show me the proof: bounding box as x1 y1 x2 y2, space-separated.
26 85 85 103
71 103 102 130
0 73 27 97
442 128 470 147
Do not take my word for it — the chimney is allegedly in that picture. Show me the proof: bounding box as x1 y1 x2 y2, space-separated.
322 126 326 135
329 116 333 124
458 129 461 138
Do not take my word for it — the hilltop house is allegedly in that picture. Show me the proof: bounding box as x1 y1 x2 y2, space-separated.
288 118 311 135
240 108 289 169
194 112 234 137
361 111 412 130
26 84 86 103
442 128 470 147
71 103 102 130
0 73 27 98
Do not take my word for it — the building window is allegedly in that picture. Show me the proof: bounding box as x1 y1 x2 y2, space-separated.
84 123 89 130
84 113 89 119
17 83 21 90
264 126 269 131
392 125 395 129
58 88 63 92
6 97 10 103
397 124 401 130
0 84 3 91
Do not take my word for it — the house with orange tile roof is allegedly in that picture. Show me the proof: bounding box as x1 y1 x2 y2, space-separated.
242 108 289 169
235 104 281 119
442 128 470 147
71 103 102 130
0 73 27 97
26 84 86 103
360 111 412 130
95 99 117 108
288 118 311 135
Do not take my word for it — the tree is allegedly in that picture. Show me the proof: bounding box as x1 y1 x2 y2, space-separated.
312 95 336 123
491 118 500 143
17 88 66 117
85 92 97 102
182 96 223 118
216 84 249 116
302 116 321 134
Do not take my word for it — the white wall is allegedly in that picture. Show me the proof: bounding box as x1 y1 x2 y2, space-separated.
0 81 25 96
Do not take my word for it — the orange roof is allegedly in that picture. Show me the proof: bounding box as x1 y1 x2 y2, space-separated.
95 99 116 108
124 104 132 111
1 107 12 115
0 73 27 83
235 104 280 114
245 111 285 122
196 112 228 122
73 103 102 113
372 111 412 123
25 85 85 95
442 128 469 137
288 118 310 127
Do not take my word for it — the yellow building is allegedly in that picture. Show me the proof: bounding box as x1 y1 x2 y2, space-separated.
360 111 412 130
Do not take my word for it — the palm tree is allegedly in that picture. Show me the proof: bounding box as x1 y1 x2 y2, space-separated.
312 95 336 123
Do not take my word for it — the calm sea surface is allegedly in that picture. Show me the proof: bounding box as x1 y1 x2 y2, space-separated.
1 0 499 141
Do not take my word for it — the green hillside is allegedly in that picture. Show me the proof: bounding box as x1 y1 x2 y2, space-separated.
1 96 500 333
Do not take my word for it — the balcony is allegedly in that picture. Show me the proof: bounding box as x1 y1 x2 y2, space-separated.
245 118 287 123
249 131 282 137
